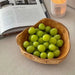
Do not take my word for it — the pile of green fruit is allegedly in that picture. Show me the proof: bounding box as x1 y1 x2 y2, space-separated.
23 23 63 59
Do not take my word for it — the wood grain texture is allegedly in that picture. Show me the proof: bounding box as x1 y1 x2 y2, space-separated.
16 18 70 64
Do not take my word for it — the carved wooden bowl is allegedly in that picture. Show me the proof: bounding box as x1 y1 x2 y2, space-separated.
16 18 70 64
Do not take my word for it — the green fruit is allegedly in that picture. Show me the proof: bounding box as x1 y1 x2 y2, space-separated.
31 35 38 42
38 37 44 44
33 42 39 47
56 39 63 47
49 37 57 44
43 42 49 48
28 27 36 34
43 34 50 41
33 51 40 57
40 52 47 59
38 45 46 52
26 46 35 53
24 23 63 59
23 41 29 48
54 34 61 40
45 26 51 33
39 23 45 30
53 50 60 57
37 31 44 37
49 44 56 51
35 28 40 32
47 52 54 59
50 28 58 36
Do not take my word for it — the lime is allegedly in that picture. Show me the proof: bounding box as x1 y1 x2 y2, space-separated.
39 23 45 30
23 41 29 48
40 52 47 59
28 27 36 34
38 45 46 52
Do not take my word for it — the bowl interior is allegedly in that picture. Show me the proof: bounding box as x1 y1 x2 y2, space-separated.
17 18 70 60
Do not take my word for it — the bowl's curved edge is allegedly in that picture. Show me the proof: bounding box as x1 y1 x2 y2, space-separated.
20 49 63 64
16 18 71 64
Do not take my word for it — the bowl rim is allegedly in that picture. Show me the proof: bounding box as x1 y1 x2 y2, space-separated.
16 18 71 64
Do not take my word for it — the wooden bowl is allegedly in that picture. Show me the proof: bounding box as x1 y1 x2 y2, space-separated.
16 18 70 64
